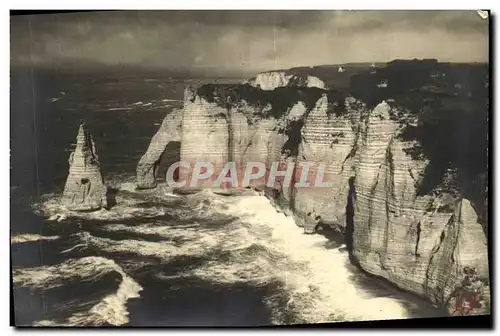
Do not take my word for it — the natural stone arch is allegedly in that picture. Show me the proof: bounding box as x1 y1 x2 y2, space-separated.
153 141 181 183
136 109 182 189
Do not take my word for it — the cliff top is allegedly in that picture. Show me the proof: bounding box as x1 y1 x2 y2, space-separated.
193 83 347 119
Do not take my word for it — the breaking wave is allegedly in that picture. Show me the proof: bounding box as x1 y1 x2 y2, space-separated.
13 185 439 326
11 234 59 244
13 257 142 326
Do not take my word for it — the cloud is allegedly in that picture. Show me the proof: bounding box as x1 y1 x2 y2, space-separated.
10 10 489 73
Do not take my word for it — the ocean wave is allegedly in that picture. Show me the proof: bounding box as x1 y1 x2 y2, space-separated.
32 185 180 223
13 256 142 326
11 234 59 244
199 194 434 323
24 187 438 325
106 107 134 111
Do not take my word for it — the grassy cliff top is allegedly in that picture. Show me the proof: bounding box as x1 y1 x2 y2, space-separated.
350 59 488 108
194 83 347 119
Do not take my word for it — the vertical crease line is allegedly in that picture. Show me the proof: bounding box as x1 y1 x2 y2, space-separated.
27 15 46 318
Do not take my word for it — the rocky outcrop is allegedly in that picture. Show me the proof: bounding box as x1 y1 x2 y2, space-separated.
61 122 107 211
136 108 182 189
137 60 489 315
246 71 326 90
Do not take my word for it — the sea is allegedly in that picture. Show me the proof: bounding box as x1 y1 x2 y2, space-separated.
10 68 441 326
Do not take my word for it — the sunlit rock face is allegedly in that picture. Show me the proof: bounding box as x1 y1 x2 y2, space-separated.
263 101 307 214
350 100 490 315
61 122 107 211
136 109 182 189
179 86 230 189
247 71 326 90
137 60 489 315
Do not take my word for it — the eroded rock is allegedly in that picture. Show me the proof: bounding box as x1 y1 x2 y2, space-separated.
350 101 490 313
179 86 230 188
61 122 107 211
136 108 182 189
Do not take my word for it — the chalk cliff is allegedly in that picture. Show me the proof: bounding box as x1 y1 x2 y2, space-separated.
350 100 489 315
61 122 108 211
179 86 231 188
137 60 489 315
247 70 326 90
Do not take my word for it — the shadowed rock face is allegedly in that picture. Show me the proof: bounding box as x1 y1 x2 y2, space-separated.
137 60 489 315
61 122 107 211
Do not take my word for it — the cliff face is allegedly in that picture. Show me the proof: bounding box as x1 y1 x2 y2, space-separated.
61 122 108 211
350 100 489 314
137 60 489 315
179 86 230 188
247 71 326 90
228 101 276 188
293 96 361 233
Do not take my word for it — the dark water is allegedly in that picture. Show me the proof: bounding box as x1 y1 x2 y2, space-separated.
10 196 283 326
10 68 186 194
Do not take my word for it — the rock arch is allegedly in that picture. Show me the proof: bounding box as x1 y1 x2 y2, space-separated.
136 109 182 189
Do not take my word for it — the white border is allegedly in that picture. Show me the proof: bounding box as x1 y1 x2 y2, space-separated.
3 2 497 335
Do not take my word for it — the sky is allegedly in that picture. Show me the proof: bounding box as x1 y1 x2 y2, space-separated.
10 10 489 76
